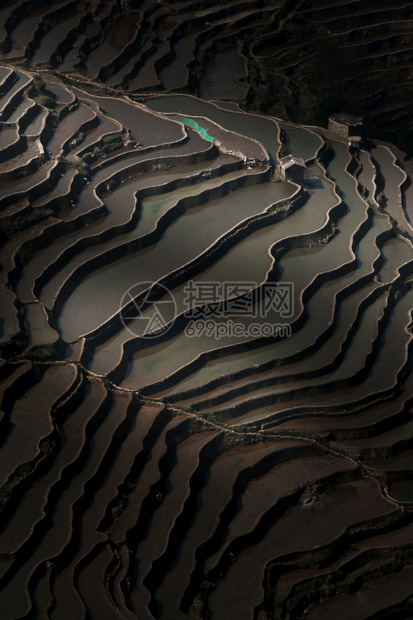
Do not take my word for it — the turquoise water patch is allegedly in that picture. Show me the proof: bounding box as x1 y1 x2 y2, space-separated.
183 117 215 142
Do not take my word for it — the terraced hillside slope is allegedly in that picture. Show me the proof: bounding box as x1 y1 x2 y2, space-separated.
1 0 413 151
1 1 413 619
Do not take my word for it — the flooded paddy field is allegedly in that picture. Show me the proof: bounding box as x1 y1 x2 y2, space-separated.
1 3 413 617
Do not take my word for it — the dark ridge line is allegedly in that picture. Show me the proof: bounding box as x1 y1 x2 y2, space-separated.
104 541 130 619
161 206 379 404
12 139 215 292
0 364 83 538
0 130 27 164
134 197 367 396
258 279 413 432
0 70 18 98
154 225 383 402
8 380 113 619
24 0 79 63
179 442 323 615
73 2 121 74
40 152 240 311
370 593 413 620
208 284 394 422
306 3 412 29
46 392 138 571
197 468 363 618
49 12 92 71
188 284 394 413
119 0 261 92
94 14 144 85
3 386 130 611
0 148 40 184
142 431 227 618
75 165 275 354
303 0 409 17
106 543 139 620
120 417 208 614
101 183 304 384
97 406 176 537
14 99 41 135
0 361 39 426
0 285 29 362
0 74 32 123
0 159 65 212
308 382 413 442
59 107 100 158
262 510 409 618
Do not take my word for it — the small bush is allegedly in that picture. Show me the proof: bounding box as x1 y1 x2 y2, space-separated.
75 165 90 177
34 94 56 109
25 346 57 362
103 133 122 145
279 144 289 157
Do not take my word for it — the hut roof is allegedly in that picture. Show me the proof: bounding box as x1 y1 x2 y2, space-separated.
328 113 363 126
280 154 306 170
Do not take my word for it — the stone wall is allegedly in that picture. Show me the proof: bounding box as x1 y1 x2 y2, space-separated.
328 118 350 138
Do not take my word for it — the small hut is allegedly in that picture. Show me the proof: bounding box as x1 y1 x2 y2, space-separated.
328 113 363 142
279 154 306 183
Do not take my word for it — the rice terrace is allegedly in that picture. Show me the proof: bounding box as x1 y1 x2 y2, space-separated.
1 0 413 618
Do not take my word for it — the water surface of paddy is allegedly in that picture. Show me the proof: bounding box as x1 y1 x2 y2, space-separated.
85 15 140 79
72 89 184 146
59 177 289 341
158 35 196 90
153 214 390 397
280 122 322 162
147 95 280 159
32 15 80 65
39 155 246 307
